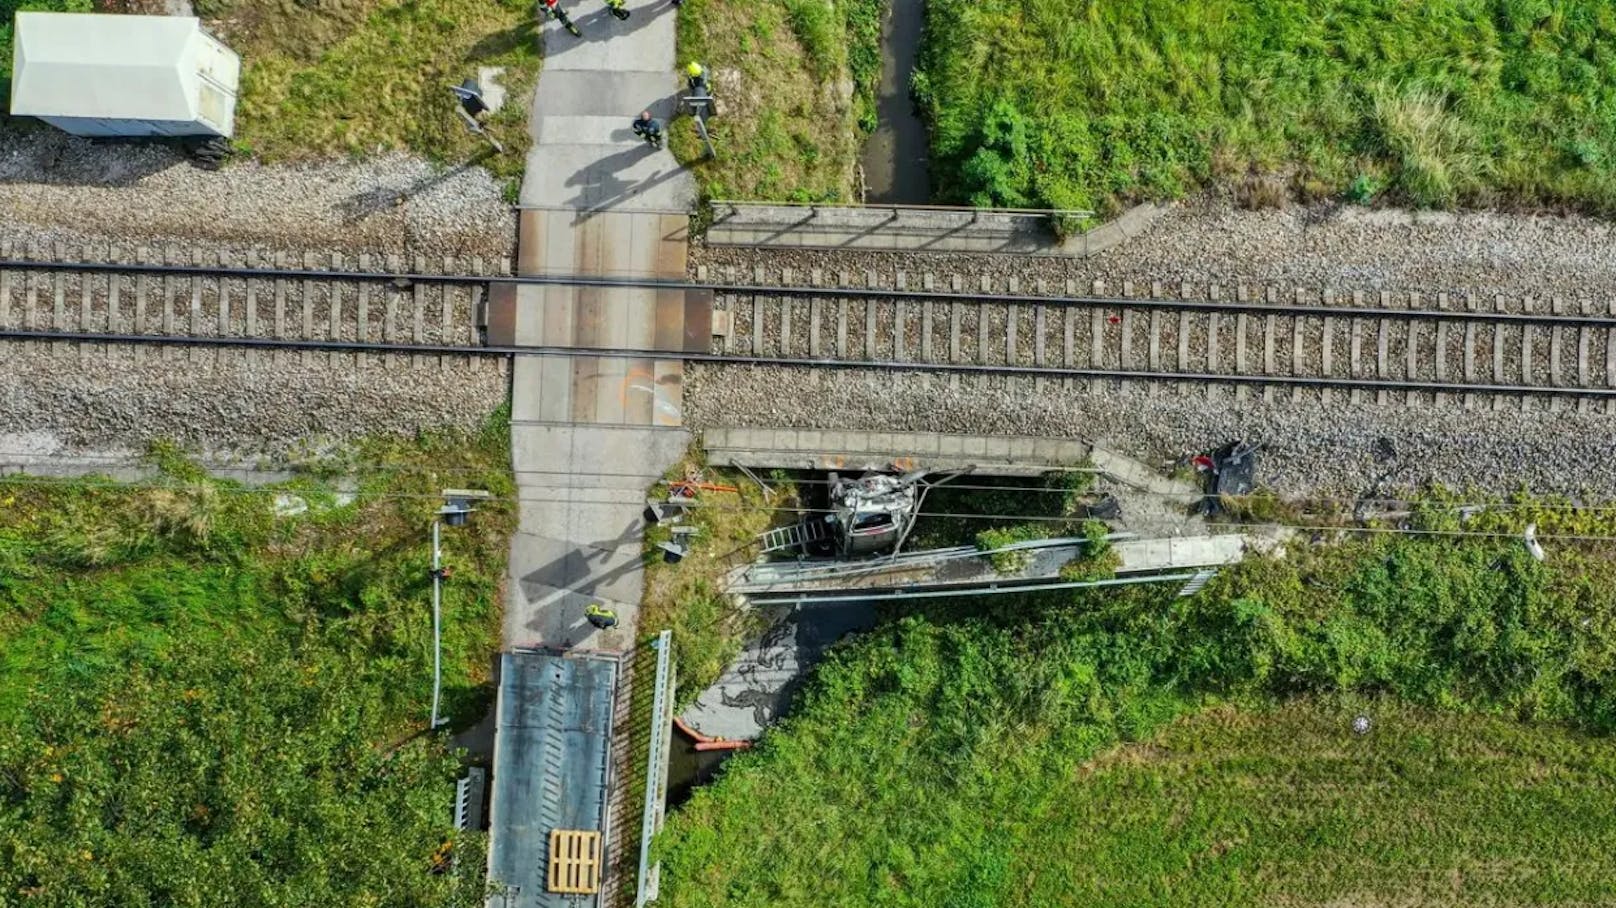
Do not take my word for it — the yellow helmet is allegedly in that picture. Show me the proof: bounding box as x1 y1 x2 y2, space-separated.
686 61 704 78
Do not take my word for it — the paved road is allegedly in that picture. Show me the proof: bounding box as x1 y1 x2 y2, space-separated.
489 0 698 904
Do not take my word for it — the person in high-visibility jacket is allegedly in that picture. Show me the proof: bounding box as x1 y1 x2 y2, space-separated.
685 61 708 93
585 602 619 630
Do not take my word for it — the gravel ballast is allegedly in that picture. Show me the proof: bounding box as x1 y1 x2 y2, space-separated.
0 128 514 258
0 343 507 457
694 195 1616 306
689 195 1616 497
684 364 1616 498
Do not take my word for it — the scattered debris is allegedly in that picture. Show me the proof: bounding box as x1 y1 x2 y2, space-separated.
1524 523 1546 561
1194 440 1259 515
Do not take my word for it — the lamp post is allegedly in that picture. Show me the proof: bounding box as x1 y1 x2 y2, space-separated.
430 488 492 730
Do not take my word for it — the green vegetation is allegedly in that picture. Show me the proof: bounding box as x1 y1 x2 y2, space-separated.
909 469 1094 552
1035 697 1616 904
0 422 514 905
641 454 793 704
917 0 1616 213
209 0 537 177
673 0 885 200
2 0 536 177
657 513 1616 905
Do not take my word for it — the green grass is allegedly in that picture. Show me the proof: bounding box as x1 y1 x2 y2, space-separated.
917 0 1616 213
672 0 885 201
205 0 538 178
640 452 792 706
0 418 515 906
654 517 1616 906
1039 698 1616 905
2 0 536 178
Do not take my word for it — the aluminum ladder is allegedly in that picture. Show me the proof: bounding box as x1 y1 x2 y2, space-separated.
758 518 831 554
1176 568 1218 597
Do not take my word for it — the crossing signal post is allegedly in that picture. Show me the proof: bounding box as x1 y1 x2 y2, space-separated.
428 489 493 730
684 88 717 159
449 78 505 154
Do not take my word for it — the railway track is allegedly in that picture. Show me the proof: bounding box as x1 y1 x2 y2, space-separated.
0 247 493 352
706 268 1616 409
9 249 1616 411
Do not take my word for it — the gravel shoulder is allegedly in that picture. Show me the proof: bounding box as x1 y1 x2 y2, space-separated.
693 193 1616 305
0 343 507 458
0 126 515 259
685 365 1616 499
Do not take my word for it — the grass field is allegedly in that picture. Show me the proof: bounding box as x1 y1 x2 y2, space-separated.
918 0 1616 213
672 0 883 201
1037 698 1616 905
655 517 1616 906
0 421 514 906
205 0 538 179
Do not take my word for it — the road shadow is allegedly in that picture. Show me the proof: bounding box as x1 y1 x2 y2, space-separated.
0 122 187 187
562 143 684 212
538 2 662 59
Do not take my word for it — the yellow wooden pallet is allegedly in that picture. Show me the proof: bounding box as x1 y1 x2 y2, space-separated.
547 829 602 894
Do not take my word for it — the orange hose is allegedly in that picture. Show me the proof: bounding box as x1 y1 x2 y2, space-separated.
675 716 752 751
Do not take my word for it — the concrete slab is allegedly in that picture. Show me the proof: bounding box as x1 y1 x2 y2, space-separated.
525 143 692 212
505 422 689 651
700 427 1099 477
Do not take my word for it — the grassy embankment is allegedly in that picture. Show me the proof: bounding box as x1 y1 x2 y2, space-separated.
655 494 1616 906
917 0 1616 213
206 0 538 180
640 450 793 704
0 0 537 181
0 419 514 906
672 0 884 201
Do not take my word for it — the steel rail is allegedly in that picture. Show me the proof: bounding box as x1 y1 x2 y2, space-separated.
2 258 1612 329
0 258 491 285
4 259 1614 328
8 327 1616 398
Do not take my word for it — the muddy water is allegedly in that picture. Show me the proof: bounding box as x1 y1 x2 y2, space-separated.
859 0 931 203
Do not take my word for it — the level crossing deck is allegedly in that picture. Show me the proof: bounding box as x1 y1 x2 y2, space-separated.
489 0 698 902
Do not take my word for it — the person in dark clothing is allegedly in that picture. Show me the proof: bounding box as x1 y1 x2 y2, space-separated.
631 110 664 147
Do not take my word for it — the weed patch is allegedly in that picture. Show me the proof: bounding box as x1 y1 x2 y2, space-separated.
657 520 1616 905
673 0 885 201
640 452 793 705
209 0 538 177
918 0 1616 213
0 417 514 904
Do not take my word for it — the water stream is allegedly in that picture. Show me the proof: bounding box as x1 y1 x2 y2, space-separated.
859 0 931 203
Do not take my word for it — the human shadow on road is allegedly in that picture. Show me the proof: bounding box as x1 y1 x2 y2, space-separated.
562 142 684 213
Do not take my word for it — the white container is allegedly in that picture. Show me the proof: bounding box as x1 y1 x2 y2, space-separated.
10 12 241 138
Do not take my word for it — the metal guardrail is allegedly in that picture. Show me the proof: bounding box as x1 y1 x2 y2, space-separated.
634 631 676 907
708 199 1094 221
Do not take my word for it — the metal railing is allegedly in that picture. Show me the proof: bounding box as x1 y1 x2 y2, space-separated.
708 199 1094 221
634 631 676 907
